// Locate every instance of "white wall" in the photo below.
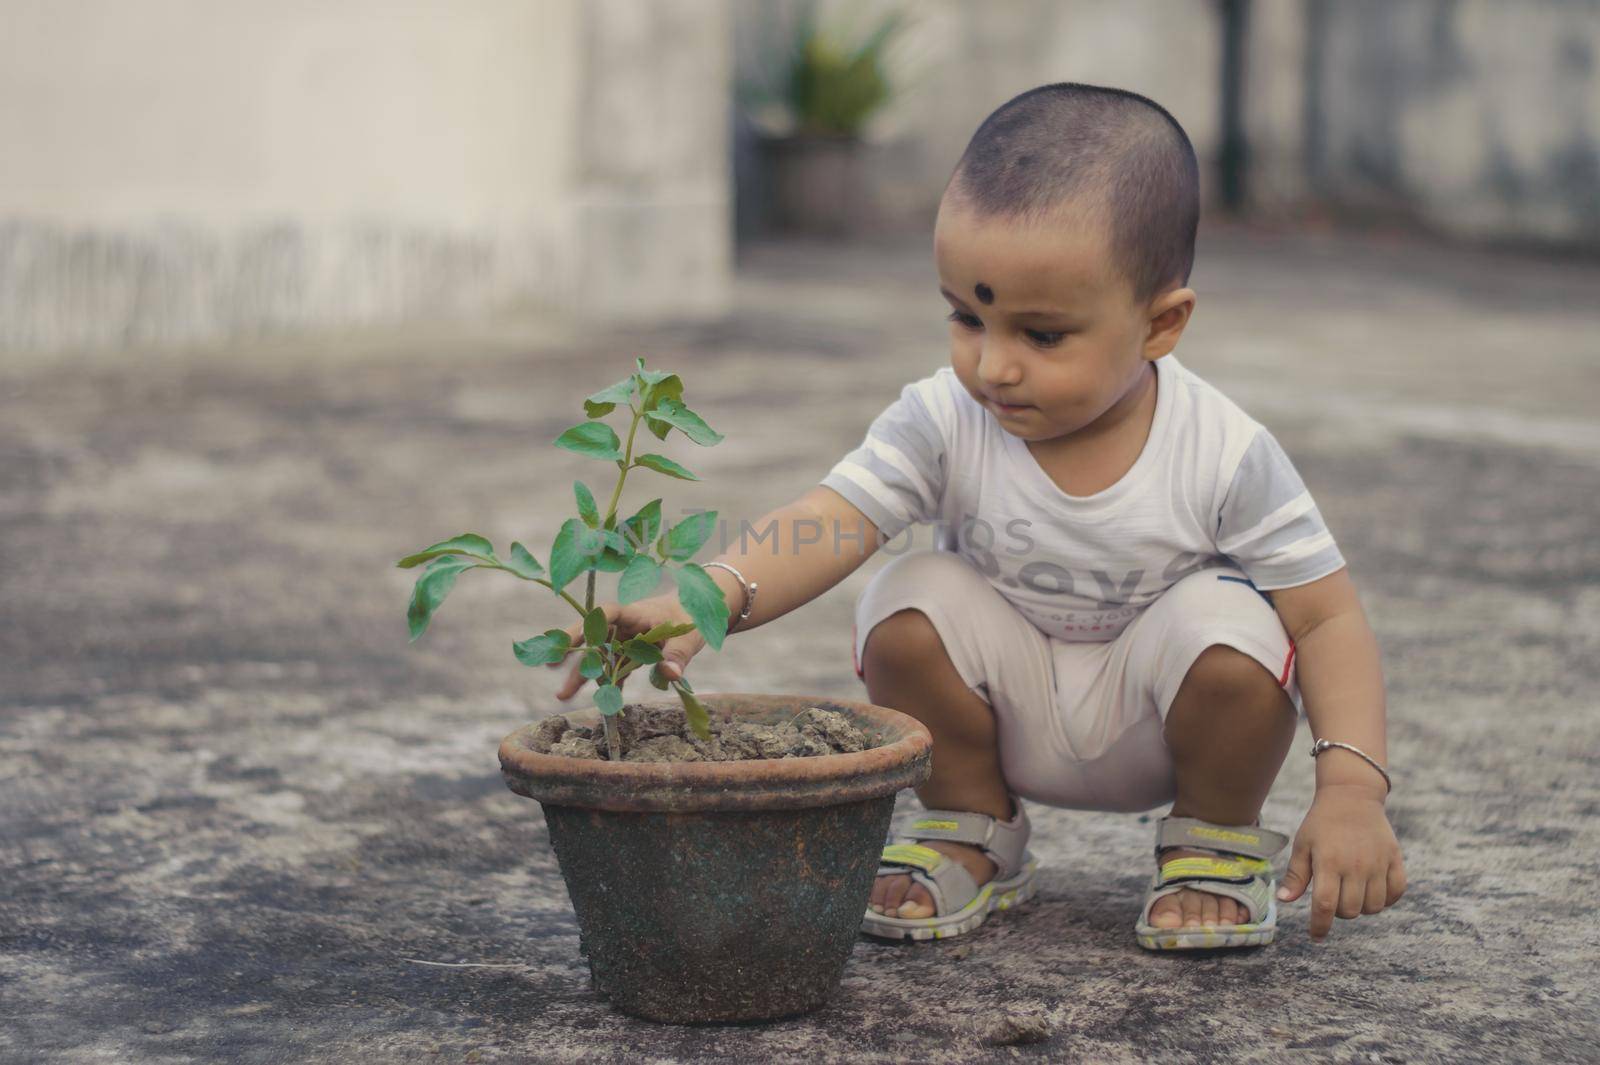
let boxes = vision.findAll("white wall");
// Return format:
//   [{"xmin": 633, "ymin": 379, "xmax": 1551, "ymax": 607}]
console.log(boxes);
[{"xmin": 1, "ymin": 0, "xmax": 731, "ymax": 355}]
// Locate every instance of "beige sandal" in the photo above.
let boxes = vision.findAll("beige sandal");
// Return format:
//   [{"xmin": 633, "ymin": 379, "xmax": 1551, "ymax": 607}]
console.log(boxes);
[
  {"xmin": 859, "ymin": 797, "xmax": 1039, "ymax": 941},
  {"xmin": 1135, "ymin": 816, "xmax": 1289, "ymax": 950}
]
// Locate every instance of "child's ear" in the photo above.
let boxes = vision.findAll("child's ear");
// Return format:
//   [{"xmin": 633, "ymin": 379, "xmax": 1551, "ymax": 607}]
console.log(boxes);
[{"xmin": 1142, "ymin": 287, "xmax": 1197, "ymax": 360}]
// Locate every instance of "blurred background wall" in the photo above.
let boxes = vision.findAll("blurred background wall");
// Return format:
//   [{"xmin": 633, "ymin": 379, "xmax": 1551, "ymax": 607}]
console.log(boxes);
[
  {"xmin": 3, "ymin": 0, "xmax": 1597, "ymax": 357},
  {"xmin": 0, "ymin": 0, "xmax": 730, "ymax": 355},
  {"xmin": 1299, "ymin": 0, "xmax": 1600, "ymax": 243},
  {"xmin": 734, "ymin": 0, "xmax": 1600, "ymax": 241}
]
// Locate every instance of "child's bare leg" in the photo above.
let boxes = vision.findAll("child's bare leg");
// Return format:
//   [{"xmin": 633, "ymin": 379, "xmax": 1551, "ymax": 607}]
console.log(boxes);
[
  {"xmin": 1151, "ymin": 644, "xmax": 1298, "ymax": 929},
  {"xmin": 861, "ymin": 607, "xmax": 1013, "ymax": 919}
]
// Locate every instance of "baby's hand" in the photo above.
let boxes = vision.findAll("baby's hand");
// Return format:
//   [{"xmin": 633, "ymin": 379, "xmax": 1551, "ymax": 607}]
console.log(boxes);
[
  {"xmin": 1276, "ymin": 785, "xmax": 1406, "ymax": 940},
  {"xmin": 547, "ymin": 593, "xmax": 704, "ymax": 700}
]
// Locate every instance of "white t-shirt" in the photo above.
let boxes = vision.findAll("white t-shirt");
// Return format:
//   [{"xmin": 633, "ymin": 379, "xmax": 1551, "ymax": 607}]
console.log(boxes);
[{"xmin": 819, "ymin": 355, "xmax": 1346, "ymax": 643}]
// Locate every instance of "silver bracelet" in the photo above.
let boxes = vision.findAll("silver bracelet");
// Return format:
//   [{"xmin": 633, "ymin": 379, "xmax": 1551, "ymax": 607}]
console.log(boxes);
[
  {"xmin": 702, "ymin": 561, "xmax": 757, "ymax": 630},
  {"xmin": 1310, "ymin": 739, "xmax": 1392, "ymax": 795}
]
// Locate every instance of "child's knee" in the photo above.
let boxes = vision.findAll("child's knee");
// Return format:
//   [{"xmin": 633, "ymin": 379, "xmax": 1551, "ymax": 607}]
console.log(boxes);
[
  {"xmin": 860, "ymin": 607, "xmax": 946, "ymax": 680},
  {"xmin": 1185, "ymin": 644, "xmax": 1285, "ymax": 703},
  {"xmin": 1169, "ymin": 644, "xmax": 1296, "ymax": 739}
]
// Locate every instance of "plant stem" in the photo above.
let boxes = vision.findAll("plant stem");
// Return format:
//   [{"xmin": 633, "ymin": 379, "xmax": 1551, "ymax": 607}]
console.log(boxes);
[
  {"xmin": 603, "ymin": 406, "xmax": 643, "ymax": 527},
  {"xmin": 595, "ymin": 404, "xmax": 642, "ymax": 765},
  {"xmin": 601, "ymin": 714, "xmax": 622, "ymax": 761},
  {"xmin": 529, "ymin": 577, "xmax": 586, "ymax": 617}
]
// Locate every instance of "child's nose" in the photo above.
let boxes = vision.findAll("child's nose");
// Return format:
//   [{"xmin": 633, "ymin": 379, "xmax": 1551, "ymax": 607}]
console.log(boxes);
[{"xmin": 977, "ymin": 338, "xmax": 1024, "ymax": 385}]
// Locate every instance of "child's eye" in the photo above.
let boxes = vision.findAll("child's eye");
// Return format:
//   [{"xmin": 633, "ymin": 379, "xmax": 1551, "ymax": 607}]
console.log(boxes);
[
  {"xmin": 1025, "ymin": 329, "xmax": 1066, "ymax": 348},
  {"xmin": 945, "ymin": 310, "xmax": 983, "ymax": 331}
]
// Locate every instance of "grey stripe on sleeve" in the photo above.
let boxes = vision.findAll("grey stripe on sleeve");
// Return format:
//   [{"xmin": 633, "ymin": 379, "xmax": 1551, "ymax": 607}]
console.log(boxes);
[
  {"xmin": 1216, "ymin": 429, "xmax": 1309, "ymax": 544},
  {"xmin": 1216, "ymin": 429, "xmax": 1346, "ymax": 589},
  {"xmin": 818, "ymin": 380, "xmax": 946, "ymax": 540}
]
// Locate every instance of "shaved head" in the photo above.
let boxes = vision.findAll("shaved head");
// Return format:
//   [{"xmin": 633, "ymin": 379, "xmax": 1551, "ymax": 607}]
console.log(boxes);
[{"xmin": 946, "ymin": 82, "xmax": 1200, "ymax": 303}]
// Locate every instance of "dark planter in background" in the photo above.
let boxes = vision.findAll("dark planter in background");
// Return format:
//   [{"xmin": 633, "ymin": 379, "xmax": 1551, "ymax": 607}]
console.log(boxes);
[
  {"xmin": 760, "ymin": 133, "xmax": 871, "ymax": 236},
  {"xmin": 498, "ymin": 692, "xmax": 933, "ymax": 1024}
]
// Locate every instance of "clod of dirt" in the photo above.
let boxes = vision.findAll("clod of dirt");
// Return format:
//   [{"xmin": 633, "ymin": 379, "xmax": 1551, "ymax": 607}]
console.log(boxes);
[
  {"xmin": 547, "ymin": 732, "xmax": 602, "ymax": 760},
  {"xmin": 980, "ymin": 1006, "xmax": 1052, "ymax": 1047},
  {"xmin": 527, "ymin": 704, "xmax": 873, "ymax": 763}
]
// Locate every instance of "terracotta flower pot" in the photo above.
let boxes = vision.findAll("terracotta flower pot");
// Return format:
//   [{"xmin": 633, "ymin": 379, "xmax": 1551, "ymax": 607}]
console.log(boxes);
[{"xmin": 498, "ymin": 692, "xmax": 932, "ymax": 1024}]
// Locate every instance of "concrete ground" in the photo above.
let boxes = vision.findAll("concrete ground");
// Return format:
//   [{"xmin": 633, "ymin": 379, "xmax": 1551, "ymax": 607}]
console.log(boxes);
[{"xmin": 3, "ymin": 223, "xmax": 1598, "ymax": 1064}]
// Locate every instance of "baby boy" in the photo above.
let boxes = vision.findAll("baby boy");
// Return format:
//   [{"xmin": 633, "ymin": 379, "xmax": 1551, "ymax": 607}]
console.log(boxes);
[{"xmin": 555, "ymin": 82, "xmax": 1404, "ymax": 949}]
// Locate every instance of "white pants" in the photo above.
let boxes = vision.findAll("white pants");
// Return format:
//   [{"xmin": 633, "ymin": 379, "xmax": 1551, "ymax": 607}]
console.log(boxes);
[{"xmin": 851, "ymin": 550, "xmax": 1299, "ymax": 813}]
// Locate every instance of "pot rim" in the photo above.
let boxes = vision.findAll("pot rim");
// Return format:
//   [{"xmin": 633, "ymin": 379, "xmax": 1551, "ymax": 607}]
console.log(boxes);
[{"xmin": 498, "ymin": 692, "xmax": 932, "ymax": 813}]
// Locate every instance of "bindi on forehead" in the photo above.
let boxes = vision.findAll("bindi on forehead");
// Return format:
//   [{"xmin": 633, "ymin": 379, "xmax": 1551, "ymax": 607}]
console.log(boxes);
[{"xmin": 974, "ymin": 282, "xmax": 995, "ymax": 304}]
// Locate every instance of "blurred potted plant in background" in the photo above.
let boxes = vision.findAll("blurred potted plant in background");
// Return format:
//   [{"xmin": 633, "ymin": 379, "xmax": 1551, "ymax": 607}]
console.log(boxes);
[{"xmin": 742, "ymin": 4, "xmax": 907, "ymax": 236}]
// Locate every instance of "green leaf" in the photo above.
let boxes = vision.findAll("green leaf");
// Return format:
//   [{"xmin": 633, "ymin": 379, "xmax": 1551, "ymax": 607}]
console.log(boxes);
[
  {"xmin": 584, "ymin": 376, "xmax": 635, "ymax": 419},
  {"xmin": 407, "ymin": 557, "xmax": 478, "ymax": 641},
  {"xmin": 676, "ymin": 682, "xmax": 712, "ymax": 741},
  {"xmin": 638, "ymin": 370, "xmax": 680, "ymax": 399},
  {"xmin": 574, "ymin": 481, "xmax": 599, "ymax": 527},
  {"xmin": 617, "ymin": 554, "xmax": 661, "ymax": 604},
  {"xmin": 649, "ymin": 664, "xmax": 672, "ymax": 690},
  {"xmin": 621, "ymin": 498, "xmax": 663, "ymax": 554},
  {"xmin": 673, "ymin": 562, "xmax": 730, "ymax": 652},
  {"xmin": 634, "ymin": 453, "xmax": 698, "ymax": 481},
  {"xmin": 592, "ymin": 547, "xmax": 630, "ymax": 573},
  {"xmin": 620, "ymin": 638, "xmax": 664, "ymax": 665},
  {"xmin": 583, "ymin": 607, "xmax": 610, "ymax": 648},
  {"xmin": 579, "ymin": 649, "xmax": 605, "ymax": 680},
  {"xmin": 554, "ymin": 422, "xmax": 623, "ymax": 461},
  {"xmin": 639, "ymin": 620, "xmax": 696, "ymax": 643},
  {"xmin": 644, "ymin": 398, "xmax": 724, "ymax": 447},
  {"xmin": 663, "ymin": 510, "xmax": 718, "ymax": 561},
  {"xmin": 397, "ymin": 533, "xmax": 498, "ymax": 569},
  {"xmin": 637, "ymin": 373, "xmax": 684, "ymax": 441},
  {"xmin": 634, "ymin": 356, "xmax": 674, "ymax": 386},
  {"xmin": 512, "ymin": 628, "xmax": 571, "ymax": 666},
  {"xmin": 503, "ymin": 541, "xmax": 545, "ymax": 580},
  {"xmin": 594, "ymin": 683, "xmax": 624, "ymax": 717},
  {"xmin": 548, "ymin": 517, "xmax": 600, "ymax": 591}
]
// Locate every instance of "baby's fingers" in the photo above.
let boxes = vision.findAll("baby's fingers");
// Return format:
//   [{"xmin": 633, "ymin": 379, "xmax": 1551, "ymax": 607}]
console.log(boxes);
[
  {"xmin": 1308, "ymin": 876, "xmax": 1339, "ymax": 940},
  {"xmin": 554, "ymin": 659, "xmax": 587, "ymax": 701},
  {"xmin": 1277, "ymin": 838, "xmax": 1312, "ymax": 903},
  {"xmin": 1362, "ymin": 873, "xmax": 1388, "ymax": 915},
  {"xmin": 1337, "ymin": 875, "xmax": 1366, "ymax": 921},
  {"xmin": 1386, "ymin": 857, "xmax": 1408, "ymax": 906},
  {"xmin": 544, "ymin": 601, "xmax": 623, "ymax": 672}
]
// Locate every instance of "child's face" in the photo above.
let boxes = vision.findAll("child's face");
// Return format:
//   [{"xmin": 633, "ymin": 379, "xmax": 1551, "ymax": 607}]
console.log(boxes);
[{"xmin": 934, "ymin": 196, "xmax": 1192, "ymax": 444}]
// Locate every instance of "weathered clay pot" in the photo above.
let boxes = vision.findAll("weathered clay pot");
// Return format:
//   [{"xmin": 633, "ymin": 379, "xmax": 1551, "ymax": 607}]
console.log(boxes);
[
  {"xmin": 760, "ymin": 133, "xmax": 869, "ymax": 236},
  {"xmin": 498, "ymin": 692, "xmax": 932, "ymax": 1024}
]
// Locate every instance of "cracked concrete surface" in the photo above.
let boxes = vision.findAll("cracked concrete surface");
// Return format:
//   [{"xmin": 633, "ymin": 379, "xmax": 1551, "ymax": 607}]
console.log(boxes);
[{"xmin": 3, "ymin": 224, "xmax": 1598, "ymax": 1063}]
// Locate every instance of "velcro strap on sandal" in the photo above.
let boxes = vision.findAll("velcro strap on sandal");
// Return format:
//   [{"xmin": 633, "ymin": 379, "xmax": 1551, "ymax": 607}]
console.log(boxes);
[
  {"xmin": 898, "ymin": 798, "xmax": 1031, "ymax": 879},
  {"xmin": 1158, "ymin": 855, "xmax": 1271, "ymax": 885},
  {"xmin": 879, "ymin": 843, "xmax": 944, "ymax": 873},
  {"xmin": 1156, "ymin": 817, "xmax": 1288, "ymax": 860},
  {"xmin": 877, "ymin": 843, "xmax": 980, "ymax": 917}
]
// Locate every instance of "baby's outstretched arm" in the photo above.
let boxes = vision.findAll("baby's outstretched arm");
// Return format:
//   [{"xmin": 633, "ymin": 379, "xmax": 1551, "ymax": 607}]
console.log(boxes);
[
  {"xmin": 551, "ymin": 486, "xmax": 881, "ymax": 698},
  {"xmin": 1268, "ymin": 568, "xmax": 1407, "ymax": 940}
]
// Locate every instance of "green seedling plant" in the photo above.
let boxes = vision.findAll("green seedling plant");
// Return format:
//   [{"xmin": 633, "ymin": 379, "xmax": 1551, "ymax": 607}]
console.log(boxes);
[{"xmin": 397, "ymin": 357, "xmax": 729, "ymax": 762}]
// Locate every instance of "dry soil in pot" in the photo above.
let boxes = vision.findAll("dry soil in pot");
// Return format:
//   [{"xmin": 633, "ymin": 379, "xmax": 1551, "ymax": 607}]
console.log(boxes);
[{"xmin": 527, "ymin": 704, "xmax": 872, "ymax": 763}]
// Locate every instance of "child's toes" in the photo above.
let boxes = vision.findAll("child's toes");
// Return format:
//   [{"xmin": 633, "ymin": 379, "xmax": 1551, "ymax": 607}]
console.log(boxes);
[
  {"xmin": 896, "ymin": 886, "xmax": 934, "ymax": 919},
  {"xmin": 1199, "ymin": 892, "xmax": 1220, "ymax": 927},
  {"xmin": 881, "ymin": 876, "xmax": 912, "ymax": 916},
  {"xmin": 1150, "ymin": 895, "xmax": 1183, "ymax": 929},
  {"xmin": 869, "ymin": 873, "xmax": 899, "ymax": 914}
]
